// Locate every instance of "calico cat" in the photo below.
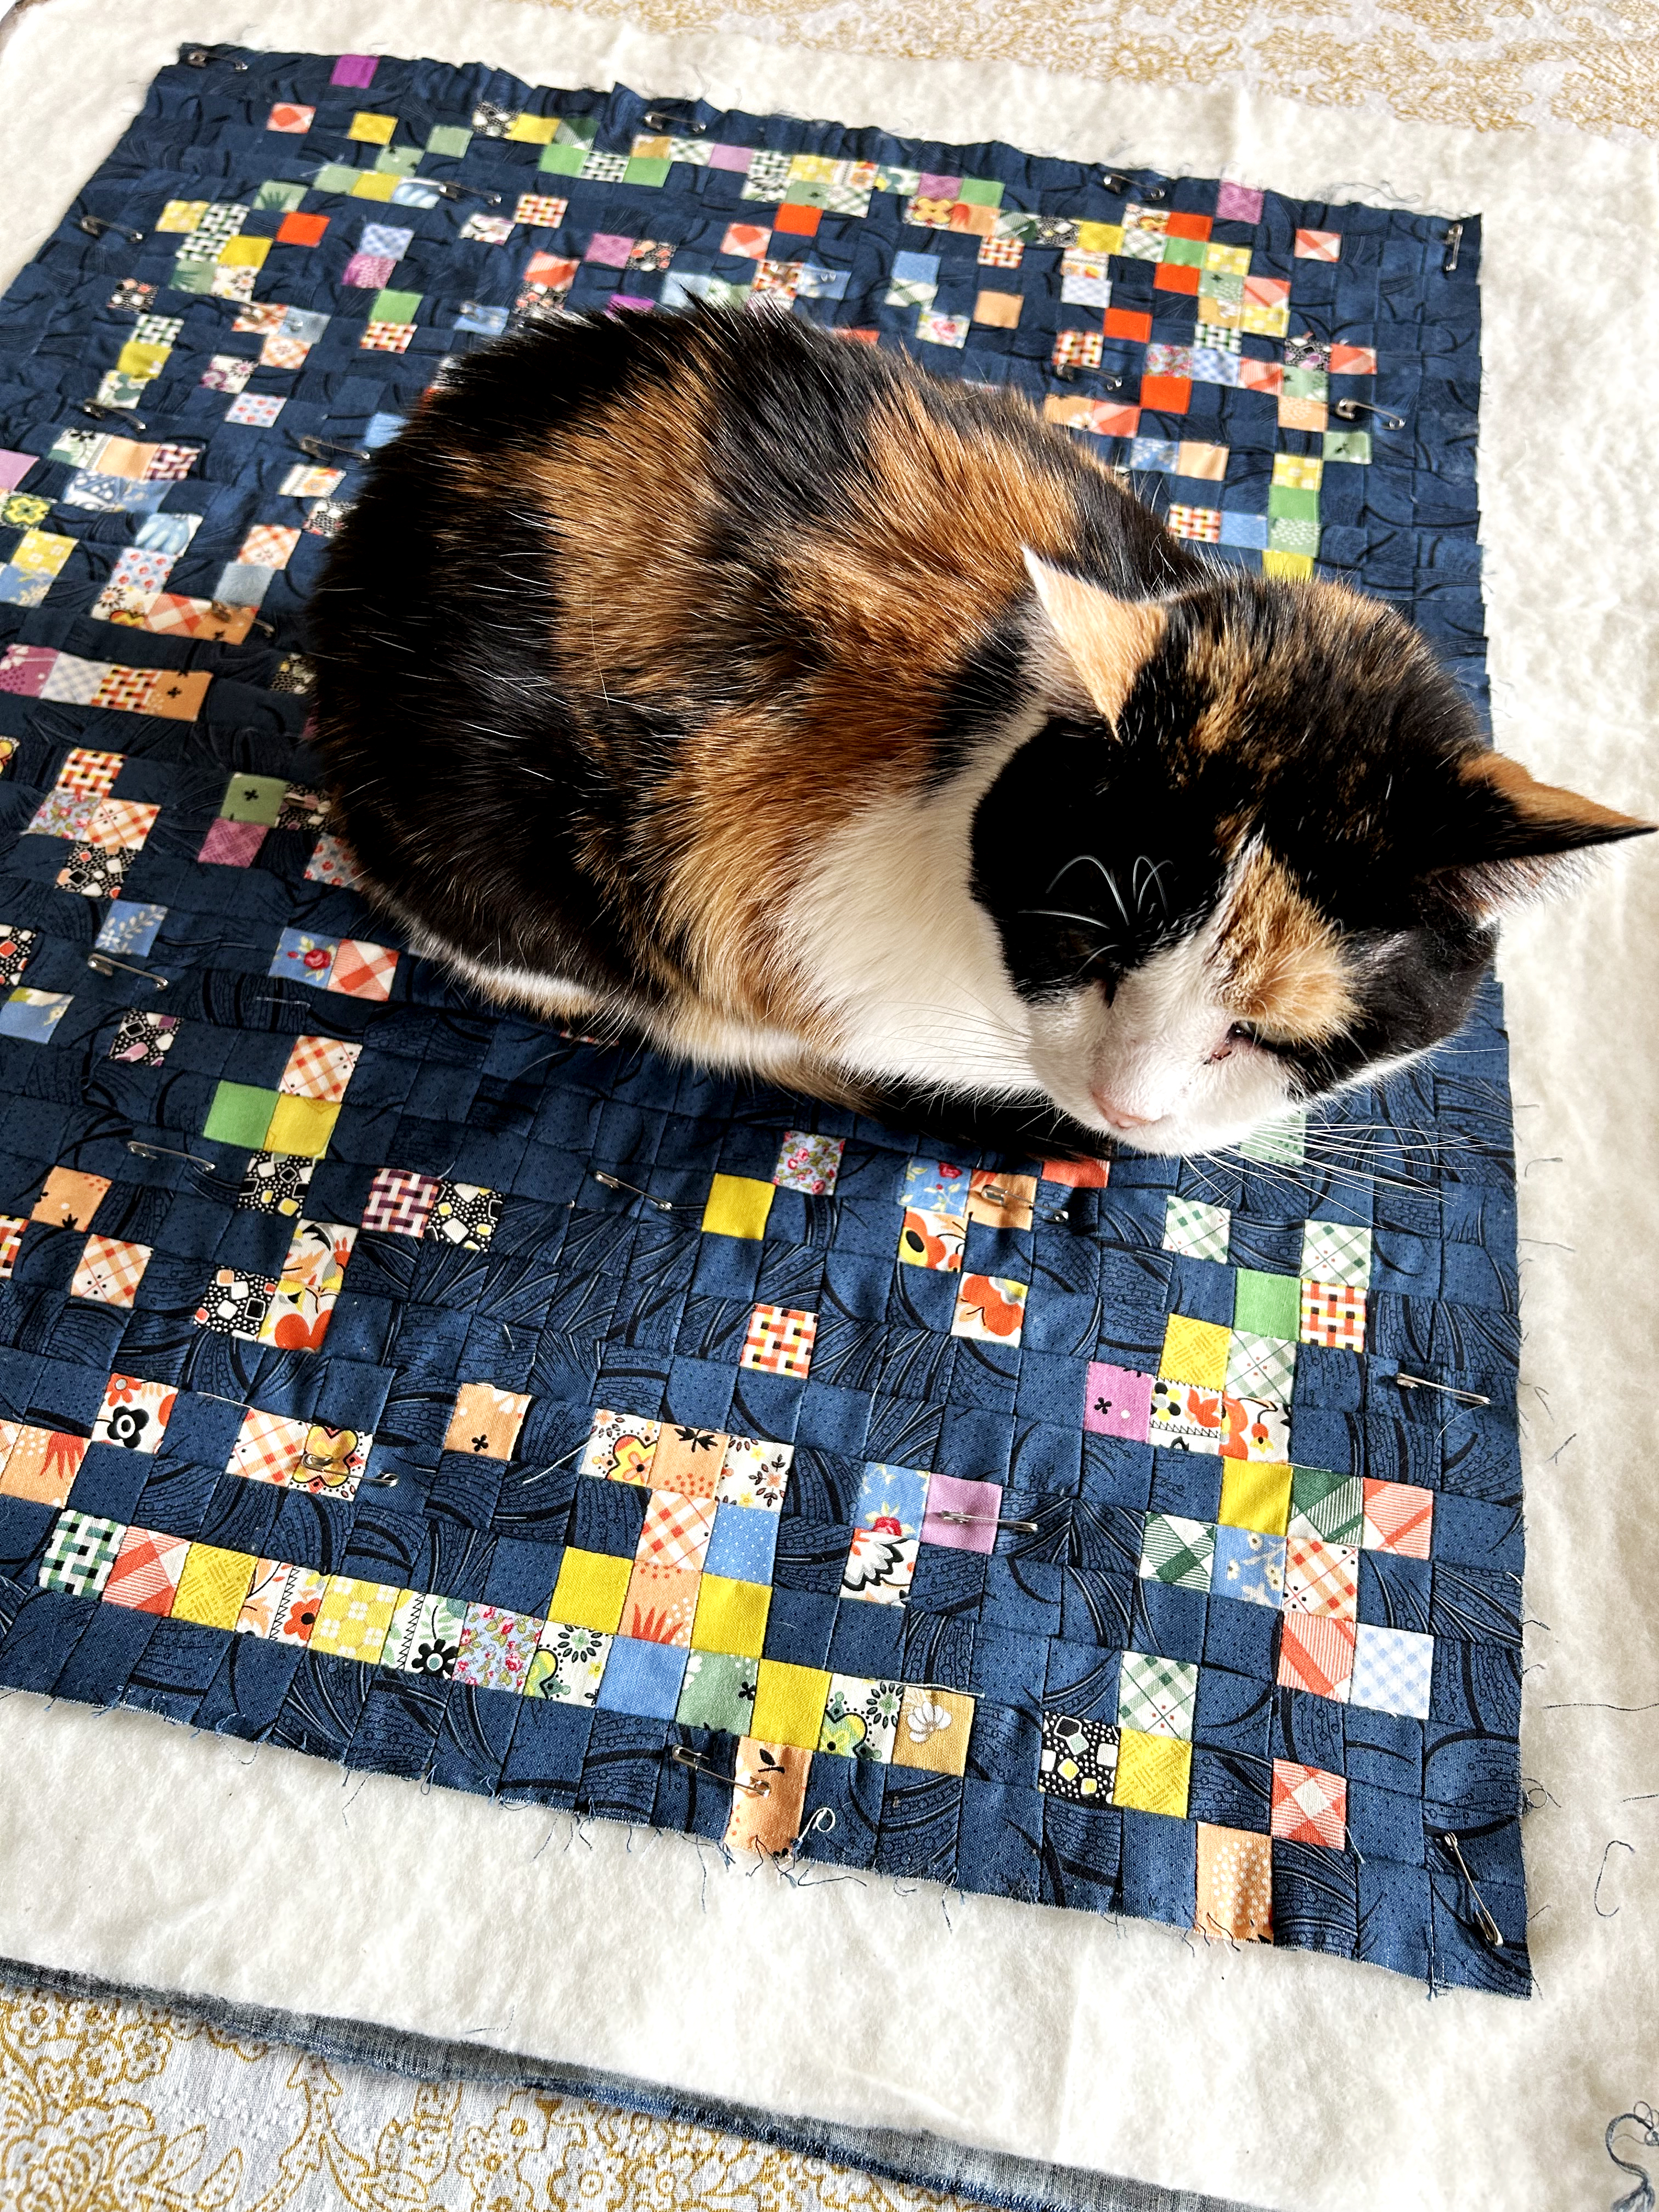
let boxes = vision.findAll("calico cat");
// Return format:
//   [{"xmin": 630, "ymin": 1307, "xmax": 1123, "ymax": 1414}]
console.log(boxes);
[{"xmin": 309, "ymin": 306, "xmax": 1649, "ymax": 1157}]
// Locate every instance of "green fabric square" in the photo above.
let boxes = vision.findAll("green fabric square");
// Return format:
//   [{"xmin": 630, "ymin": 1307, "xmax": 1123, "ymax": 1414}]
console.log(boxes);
[
  {"xmin": 168, "ymin": 258, "xmax": 214, "ymax": 294},
  {"xmin": 220, "ymin": 772, "xmax": 289, "ymax": 825},
  {"xmin": 1239, "ymin": 1114, "xmax": 1305, "ymax": 1165},
  {"xmin": 703, "ymin": 278, "xmax": 752, "ymax": 308},
  {"xmin": 374, "ymin": 146, "xmax": 422, "ymax": 176},
  {"xmin": 1163, "ymin": 1195, "xmax": 1230, "ymax": 1263},
  {"xmin": 1289, "ymin": 1467, "xmax": 1365, "ymax": 1545},
  {"xmin": 538, "ymin": 140, "xmax": 587, "ymax": 176},
  {"xmin": 1139, "ymin": 1513, "xmax": 1215, "ymax": 1593},
  {"xmin": 1323, "ymin": 428, "xmax": 1372, "ymax": 464},
  {"xmin": 1268, "ymin": 484, "xmax": 1321, "ymax": 522},
  {"xmin": 1233, "ymin": 1268, "xmax": 1300, "ymax": 1340},
  {"xmin": 1118, "ymin": 1651, "xmax": 1199, "ymax": 1740},
  {"xmin": 957, "ymin": 176, "xmax": 1003, "ymax": 206},
  {"xmin": 1225, "ymin": 1327, "xmax": 1297, "ymax": 1410},
  {"xmin": 1269, "ymin": 516, "xmax": 1321, "ymax": 556},
  {"xmin": 624, "ymin": 156, "xmax": 671, "ymax": 188},
  {"xmin": 675, "ymin": 1649, "xmax": 760, "ymax": 1733},
  {"xmin": 427, "ymin": 125, "xmax": 472, "ymax": 157},
  {"xmin": 555, "ymin": 114, "xmax": 599, "ymax": 145},
  {"xmin": 371, "ymin": 289, "xmax": 423, "ymax": 323},
  {"xmin": 1200, "ymin": 269, "xmax": 1244, "ymax": 302},
  {"xmin": 253, "ymin": 179, "xmax": 308, "ymax": 212},
  {"xmin": 311, "ymin": 163, "xmax": 362, "ymax": 194},
  {"xmin": 783, "ymin": 178, "xmax": 833, "ymax": 207},
  {"xmin": 1283, "ymin": 367, "xmax": 1330, "ymax": 399},
  {"xmin": 204, "ymin": 1082, "xmax": 279, "ymax": 1149},
  {"xmin": 1161, "ymin": 236, "xmax": 1206, "ymax": 266}
]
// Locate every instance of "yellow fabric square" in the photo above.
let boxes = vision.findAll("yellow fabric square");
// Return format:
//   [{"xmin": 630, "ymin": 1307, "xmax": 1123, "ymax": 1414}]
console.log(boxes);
[
  {"xmin": 549, "ymin": 1549, "xmax": 631, "ymax": 1634},
  {"xmin": 701, "ymin": 1173, "xmax": 775, "ymax": 1240},
  {"xmin": 1204, "ymin": 241, "xmax": 1251, "ymax": 275},
  {"xmin": 506, "ymin": 112, "xmax": 559, "ymax": 142},
  {"xmin": 115, "ymin": 342, "xmax": 171, "ymax": 381},
  {"xmin": 351, "ymin": 173, "xmax": 398, "ymax": 201},
  {"xmin": 311, "ymin": 1576, "xmax": 398, "ymax": 1663},
  {"xmin": 750, "ymin": 1659, "xmax": 831, "ymax": 1749},
  {"xmin": 1113, "ymin": 1729, "xmax": 1192, "ymax": 1817},
  {"xmin": 691, "ymin": 1574, "xmax": 771, "ymax": 1660},
  {"xmin": 349, "ymin": 110, "xmax": 398, "ymax": 142},
  {"xmin": 172, "ymin": 1542, "xmax": 256, "ymax": 1630},
  {"xmin": 1218, "ymin": 1461, "xmax": 1293, "ymax": 1536},
  {"xmin": 1273, "ymin": 453, "xmax": 1324, "ymax": 490},
  {"xmin": 157, "ymin": 200, "xmax": 208, "ymax": 232},
  {"xmin": 1074, "ymin": 220, "xmax": 1123, "ymax": 255},
  {"xmin": 1263, "ymin": 550, "xmax": 1315, "ymax": 580},
  {"xmin": 262, "ymin": 1094, "xmax": 341, "ymax": 1159},
  {"xmin": 1159, "ymin": 1314, "xmax": 1229, "ymax": 1390},
  {"xmin": 217, "ymin": 235, "xmax": 270, "ymax": 268},
  {"xmin": 890, "ymin": 1685, "xmax": 974, "ymax": 1775}
]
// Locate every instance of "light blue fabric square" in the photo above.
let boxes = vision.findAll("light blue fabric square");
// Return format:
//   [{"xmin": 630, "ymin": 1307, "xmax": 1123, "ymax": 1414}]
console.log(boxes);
[
  {"xmin": 703, "ymin": 1503, "xmax": 779, "ymax": 1584},
  {"xmin": 97, "ymin": 901, "xmax": 167, "ymax": 957},
  {"xmin": 1211, "ymin": 1523, "xmax": 1286, "ymax": 1610},
  {"xmin": 596, "ymin": 1634, "xmax": 687, "ymax": 1719}
]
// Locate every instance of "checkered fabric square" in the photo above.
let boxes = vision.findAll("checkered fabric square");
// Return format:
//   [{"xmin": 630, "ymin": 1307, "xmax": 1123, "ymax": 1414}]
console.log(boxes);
[
  {"xmin": 329, "ymin": 939, "xmax": 398, "ymax": 999},
  {"xmin": 1225, "ymin": 1329, "xmax": 1296, "ymax": 1410},
  {"xmin": 40, "ymin": 1510, "xmax": 126, "ymax": 1596},
  {"xmin": 57, "ymin": 747, "xmax": 122, "ymax": 797},
  {"xmin": 1284, "ymin": 1534, "xmax": 1360, "ymax": 1621},
  {"xmin": 238, "ymin": 524, "xmax": 302, "ymax": 569},
  {"xmin": 1118, "ymin": 1652, "xmax": 1199, "ymax": 1740},
  {"xmin": 636, "ymin": 1488, "xmax": 719, "ymax": 1573},
  {"xmin": 0, "ymin": 1216, "xmax": 24, "ymax": 1277},
  {"xmin": 741, "ymin": 1303, "xmax": 817, "ymax": 1377},
  {"xmin": 279, "ymin": 1034, "xmax": 362, "ymax": 1102},
  {"xmin": 69, "ymin": 1234, "xmax": 151, "ymax": 1308},
  {"xmin": 1300, "ymin": 1279, "xmax": 1367, "ymax": 1350},
  {"xmin": 1350, "ymin": 1624, "xmax": 1435, "ymax": 1718},
  {"xmin": 104, "ymin": 1525, "xmax": 189, "ymax": 1614},
  {"xmin": 1271, "ymin": 1759, "xmax": 1347, "ymax": 1848},
  {"xmin": 228, "ymin": 1408, "xmax": 308, "ymax": 1486},
  {"xmin": 1163, "ymin": 1195, "xmax": 1230, "ymax": 1261},
  {"xmin": 1302, "ymin": 1220, "xmax": 1372, "ymax": 1286},
  {"xmin": 1139, "ymin": 1513, "xmax": 1215, "ymax": 1592}
]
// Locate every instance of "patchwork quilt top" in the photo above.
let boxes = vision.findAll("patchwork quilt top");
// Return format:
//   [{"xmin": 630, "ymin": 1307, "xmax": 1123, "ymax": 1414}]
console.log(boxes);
[{"xmin": 0, "ymin": 46, "xmax": 1525, "ymax": 1996}]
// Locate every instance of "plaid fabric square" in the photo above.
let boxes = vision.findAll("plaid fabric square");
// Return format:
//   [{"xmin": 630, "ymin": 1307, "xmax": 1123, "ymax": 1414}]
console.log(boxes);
[
  {"xmin": 107, "ymin": 1009, "xmax": 178, "ymax": 1065},
  {"xmin": 741, "ymin": 1304, "xmax": 817, "ymax": 1378},
  {"xmin": 239, "ymin": 524, "xmax": 301, "ymax": 569},
  {"xmin": 40, "ymin": 1510, "xmax": 127, "ymax": 1595},
  {"xmin": 1225, "ymin": 1329, "xmax": 1296, "ymax": 1410},
  {"xmin": 70, "ymin": 1238, "xmax": 151, "ymax": 1300},
  {"xmin": 978, "ymin": 233, "xmax": 1024, "ymax": 267},
  {"xmin": 1039, "ymin": 1713, "xmax": 1119, "ymax": 1803},
  {"xmin": 514, "ymin": 193, "xmax": 568, "ymax": 227},
  {"xmin": 636, "ymin": 1487, "xmax": 718, "ymax": 1573},
  {"xmin": 1300, "ymin": 1220, "xmax": 1372, "ymax": 1287},
  {"xmin": 362, "ymin": 1168, "xmax": 438, "ymax": 1236},
  {"xmin": 1277, "ymin": 1612, "xmax": 1356, "ymax": 1701},
  {"xmin": 1350, "ymin": 1624, "xmax": 1435, "ymax": 1718},
  {"xmin": 328, "ymin": 938, "xmax": 398, "ymax": 999},
  {"xmin": 142, "ymin": 444, "xmax": 199, "ymax": 483},
  {"xmin": 1118, "ymin": 1652, "xmax": 1198, "ymax": 1740},
  {"xmin": 1300, "ymin": 1279, "xmax": 1366, "ymax": 1350},
  {"xmin": 42, "ymin": 654, "xmax": 111, "ymax": 706},
  {"xmin": 105, "ymin": 1525, "xmax": 189, "ymax": 1614},
  {"xmin": 228, "ymin": 1408, "xmax": 308, "ymax": 1486},
  {"xmin": 1294, "ymin": 227, "xmax": 1342, "ymax": 259},
  {"xmin": 360, "ymin": 322, "xmax": 415, "ymax": 353},
  {"xmin": 279, "ymin": 1034, "xmax": 362, "ymax": 1102},
  {"xmin": 424, "ymin": 1180, "xmax": 500, "ymax": 1249},
  {"xmin": 773, "ymin": 1130, "xmax": 844, "ymax": 1194},
  {"xmin": 1271, "ymin": 1759, "xmax": 1347, "ymax": 1848},
  {"xmin": 1284, "ymin": 1534, "xmax": 1360, "ymax": 1620},
  {"xmin": 1163, "ymin": 1195, "xmax": 1229, "ymax": 1261},
  {"xmin": 84, "ymin": 799, "xmax": 159, "ymax": 853},
  {"xmin": 1289, "ymin": 1469, "xmax": 1365, "ymax": 1546},
  {"xmin": 1139, "ymin": 1513, "xmax": 1215, "ymax": 1591},
  {"xmin": 1363, "ymin": 1478, "xmax": 1435, "ymax": 1558},
  {"xmin": 1053, "ymin": 329, "xmax": 1102, "ymax": 371}
]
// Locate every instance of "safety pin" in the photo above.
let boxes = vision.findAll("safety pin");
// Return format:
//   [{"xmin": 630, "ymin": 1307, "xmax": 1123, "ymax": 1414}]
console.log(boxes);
[
  {"xmin": 78, "ymin": 216, "xmax": 145, "ymax": 244},
  {"xmin": 592, "ymin": 1170, "xmax": 674, "ymax": 1212},
  {"xmin": 182, "ymin": 44, "xmax": 249, "ymax": 69},
  {"xmin": 88, "ymin": 953, "xmax": 166, "ymax": 989},
  {"xmin": 1441, "ymin": 221, "xmax": 1464, "ymax": 274},
  {"xmin": 127, "ymin": 1140, "xmax": 220, "ymax": 1173},
  {"xmin": 296, "ymin": 434, "xmax": 373, "ymax": 464},
  {"xmin": 1439, "ymin": 1832, "xmax": 1504, "ymax": 1946},
  {"xmin": 668, "ymin": 1745, "xmax": 769, "ymax": 1795},
  {"xmin": 77, "ymin": 400, "xmax": 145, "ymax": 429},
  {"xmin": 934, "ymin": 1509, "xmax": 1040, "ymax": 1534},
  {"xmin": 429, "ymin": 179, "xmax": 504, "ymax": 206},
  {"xmin": 1098, "ymin": 169, "xmax": 1166, "ymax": 200},
  {"xmin": 1053, "ymin": 368, "xmax": 1125, "ymax": 390},
  {"xmin": 642, "ymin": 106, "xmax": 708, "ymax": 133},
  {"xmin": 1333, "ymin": 398, "xmax": 1406, "ymax": 432},
  {"xmin": 1393, "ymin": 1372, "xmax": 1489, "ymax": 1408}
]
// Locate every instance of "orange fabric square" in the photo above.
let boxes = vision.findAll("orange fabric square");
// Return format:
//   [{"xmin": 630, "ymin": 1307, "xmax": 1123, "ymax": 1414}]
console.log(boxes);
[
  {"xmin": 1277, "ymin": 1613, "xmax": 1356, "ymax": 1701},
  {"xmin": 973, "ymin": 289, "xmax": 1023, "ymax": 329},
  {"xmin": 621, "ymin": 1560, "xmax": 701, "ymax": 1645},
  {"xmin": 329, "ymin": 939, "xmax": 398, "ymax": 1000},
  {"xmin": 947, "ymin": 201, "xmax": 995, "ymax": 238},
  {"xmin": 32, "ymin": 1167, "xmax": 110, "ymax": 1231},
  {"xmin": 277, "ymin": 212, "xmax": 330, "ymax": 246},
  {"xmin": 635, "ymin": 1488, "xmax": 718, "ymax": 1573},
  {"xmin": 0, "ymin": 1426, "xmax": 87, "ymax": 1507},
  {"xmin": 144, "ymin": 670, "xmax": 212, "ymax": 721},
  {"xmin": 1103, "ymin": 306, "xmax": 1151, "ymax": 342},
  {"xmin": 1165, "ymin": 211, "xmax": 1212, "ymax": 240},
  {"xmin": 1138, "ymin": 375, "xmax": 1190, "ymax": 414},
  {"xmin": 772, "ymin": 202, "xmax": 820, "ymax": 236},
  {"xmin": 1153, "ymin": 262, "xmax": 1200, "ymax": 294},
  {"xmin": 1363, "ymin": 1477, "xmax": 1434, "ymax": 1558},
  {"xmin": 1196, "ymin": 1825, "xmax": 1272, "ymax": 1942},
  {"xmin": 650, "ymin": 1425, "xmax": 729, "ymax": 1498}
]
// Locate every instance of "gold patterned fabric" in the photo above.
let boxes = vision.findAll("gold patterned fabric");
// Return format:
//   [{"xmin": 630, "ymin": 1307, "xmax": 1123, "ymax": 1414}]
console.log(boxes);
[{"xmin": 0, "ymin": 1982, "xmax": 980, "ymax": 2211}]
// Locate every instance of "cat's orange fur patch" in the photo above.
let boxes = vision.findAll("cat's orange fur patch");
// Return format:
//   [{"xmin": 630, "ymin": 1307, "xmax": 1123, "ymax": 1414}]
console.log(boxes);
[{"xmin": 1220, "ymin": 851, "xmax": 1356, "ymax": 1043}]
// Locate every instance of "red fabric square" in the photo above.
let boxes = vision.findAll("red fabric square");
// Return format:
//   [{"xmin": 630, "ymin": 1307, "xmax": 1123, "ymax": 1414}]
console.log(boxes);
[
  {"xmin": 1165, "ymin": 211, "xmax": 1212, "ymax": 240},
  {"xmin": 105, "ymin": 1526, "xmax": 188, "ymax": 1615},
  {"xmin": 1103, "ymin": 306, "xmax": 1152, "ymax": 342},
  {"xmin": 1363, "ymin": 1478, "xmax": 1434, "ymax": 1558},
  {"xmin": 278, "ymin": 212, "xmax": 330, "ymax": 246},
  {"xmin": 773, "ymin": 202, "xmax": 821, "ymax": 236},
  {"xmin": 1277, "ymin": 1613, "xmax": 1356, "ymax": 1701},
  {"xmin": 1271, "ymin": 1759, "xmax": 1347, "ymax": 1849},
  {"xmin": 329, "ymin": 939, "xmax": 398, "ymax": 1001},
  {"xmin": 1153, "ymin": 262, "xmax": 1200, "ymax": 294},
  {"xmin": 1138, "ymin": 375, "xmax": 1191, "ymax": 415}
]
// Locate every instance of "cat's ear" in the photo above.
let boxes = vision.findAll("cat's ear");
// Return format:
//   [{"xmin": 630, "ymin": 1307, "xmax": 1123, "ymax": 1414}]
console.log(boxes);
[
  {"xmin": 1428, "ymin": 750, "xmax": 1654, "ymax": 921},
  {"xmin": 1023, "ymin": 550, "xmax": 1165, "ymax": 725}
]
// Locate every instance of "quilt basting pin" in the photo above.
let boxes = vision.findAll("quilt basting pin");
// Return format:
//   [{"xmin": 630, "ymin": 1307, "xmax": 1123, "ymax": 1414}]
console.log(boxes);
[
  {"xmin": 669, "ymin": 1745, "xmax": 769, "ymax": 1795},
  {"xmin": 1438, "ymin": 1833, "xmax": 1504, "ymax": 1946},
  {"xmin": 432, "ymin": 179, "xmax": 504, "ymax": 206},
  {"xmin": 1441, "ymin": 220, "xmax": 1464, "ymax": 273},
  {"xmin": 1099, "ymin": 170, "xmax": 1164, "ymax": 200},
  {"xmin": 78, "ymin": 216, "xmax": 145, "ymax": 244},
  {"xmin": 182, "ymin": 45, "xmax": 249, "ymax": 69},
  {"xmin": 1393, "ymin": 1372, "xmax": 1489, "ymax": 1408},
  {"xmin": 77, "ymin": 400, "xmax": 144, "ymax": 430},
  {"xmin": 1333, "ymin": 398, "xmax": 1407, "ymax": 432},
  {"xmin": 642, "ymin": 106, "xmax": 708, "ymax": 133},
  {"xmin": 88, "ymin": 953, "xmax": 166, "ymax": 989},
  {"xmin": 297, "ymin": 434, "xmax": 373, "ymax": 463},
  {"xmin": 127, "ymin": 1140, "xmax": 219, "ymax": 1173},
  {"xmin": 934, "ymin": 1510, "xmax": 1041, "ymax": 1534},
  {"xmin": 592, "ymin": 1170, "xmax": 673, "ymax": 1212}
]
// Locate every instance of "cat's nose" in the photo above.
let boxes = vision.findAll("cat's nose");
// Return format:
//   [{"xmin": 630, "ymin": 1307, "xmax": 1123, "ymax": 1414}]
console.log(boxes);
[{"xmin": 1092, "ymin": 1091, "xmax": 1157, "ymax": 1130}]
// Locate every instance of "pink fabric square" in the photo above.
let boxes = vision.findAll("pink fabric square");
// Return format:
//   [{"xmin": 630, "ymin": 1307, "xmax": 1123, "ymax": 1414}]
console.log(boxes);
[
  {"xmin": 0, "ymin": 451, "xmax": 34, "ymax": 493},
  {"xmin": 330, "ymin": 53, "xmax": 379, "ymax": 87},
  {"xmin": 921, "ymin": 1471, "xmax": 1004, "ymax": 1555},
  {"xmin": 609, "ymin": 294, "xmax": 654, "ymax": 315},
  {"xmin": 706, "ymin": 143, "xmax": 753, "ymax": 172},
  {"xmin": 1085, "ymin": 1361, "xmax": 1153, "ymax": 1443},
  {"xmin": 917, "ymin": 172, "xmax": 962, "ymax": 200},
  {"xmin": 0, "ymin": 646, "xmax": 57, "ymax": 697},
  {"xmin": 343, "ymin": 253, "xmax": 397, "ymax": 290},
  {"xmin": 584, "ymin": 233, "xmax": 634, "ymax": 268},
  {"xmin": 1216, "ymin": 180, "xmax": 1263, "ymax": 223},
  {"xmin": 198, "ymin": 817, "xmax": 267, "ymax": 866}
]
